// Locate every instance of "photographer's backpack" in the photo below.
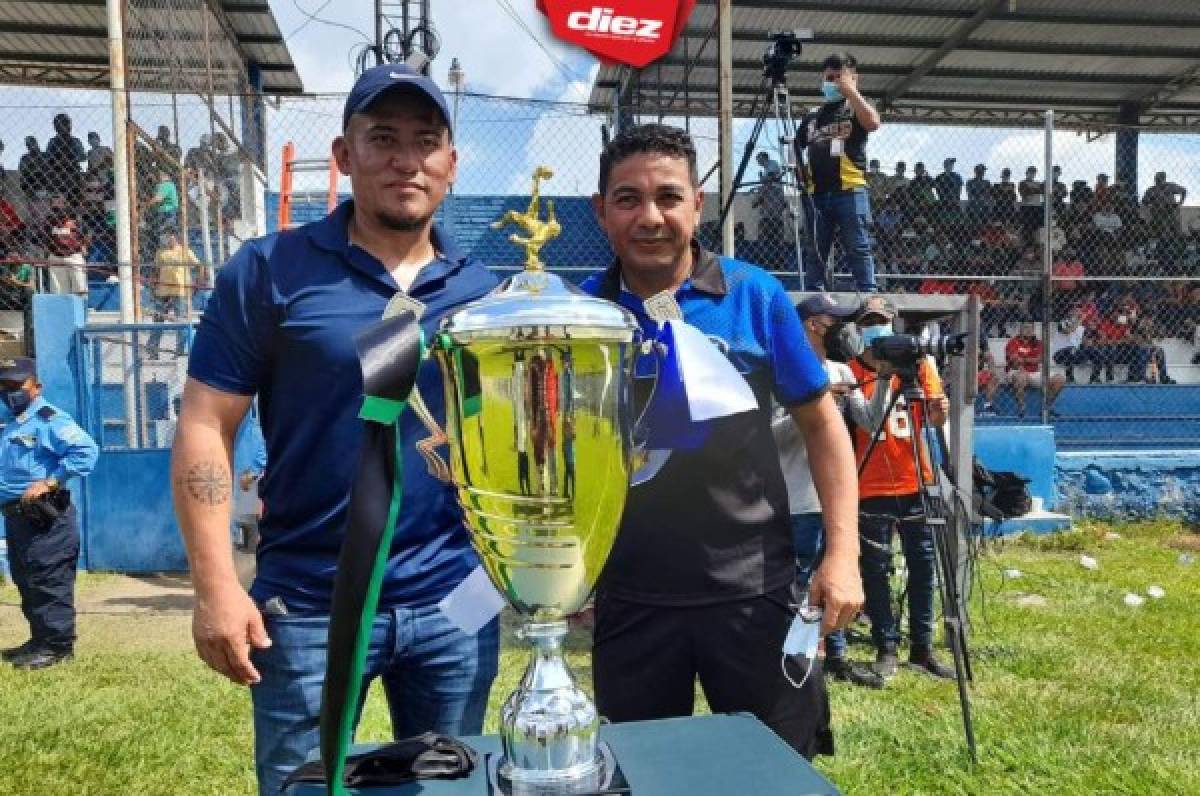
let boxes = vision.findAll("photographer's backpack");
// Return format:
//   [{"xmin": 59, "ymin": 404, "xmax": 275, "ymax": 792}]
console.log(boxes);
[{"xmin": 973, "ymin": 459, "xmax": 1033, "ymax": 519}]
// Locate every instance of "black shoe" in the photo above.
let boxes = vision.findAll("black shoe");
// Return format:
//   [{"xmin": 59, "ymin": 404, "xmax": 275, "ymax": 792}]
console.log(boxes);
[
  {"xmin": 907, "ymin": 648, "xmax": 955, "ymax": 680},
  {"xmin": 1065, "ymin": 371, "xmax": 1075, "ymax": 384},
  {"xmin": 10, "ymin": 648, "xmax": 73, "ymax": 671},
  {"xmin": 1, "ymin": 640, "xmax": 37, "ymax": 662},
  {"xmin": 826, "ymin": 655, "xmax": 886, "ymax": 689},
  {"xmin": 872, "ymin": 643, "xmax": 899, "ymax": 678}
]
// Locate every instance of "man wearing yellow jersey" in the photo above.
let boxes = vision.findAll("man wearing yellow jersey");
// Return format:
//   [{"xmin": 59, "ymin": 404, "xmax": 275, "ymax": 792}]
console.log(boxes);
[{"xmin": 795, "ymin": 53, "xmax": 881, "ymax": 293}]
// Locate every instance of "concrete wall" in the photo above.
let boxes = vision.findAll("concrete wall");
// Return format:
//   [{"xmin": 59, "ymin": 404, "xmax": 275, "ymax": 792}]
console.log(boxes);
[{"xmin": 1057, "ymin": 450, "xmax": 1200, "ymax": 524}]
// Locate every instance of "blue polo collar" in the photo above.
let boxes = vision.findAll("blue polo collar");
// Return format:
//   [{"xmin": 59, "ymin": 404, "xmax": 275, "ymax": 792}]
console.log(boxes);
[
  {"xmin": 593, "ymin": 240, "xmax": 726, "ymax": 303},
  {"xmin": 307, "ymin": 200, "xmax": 469, "ymax": 292}
]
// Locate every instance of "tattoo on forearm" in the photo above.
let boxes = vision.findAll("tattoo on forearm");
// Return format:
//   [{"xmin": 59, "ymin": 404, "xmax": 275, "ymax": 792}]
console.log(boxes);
[{"xmin": 177, "ymin": 461, "xmax": 231, "ymax": 506}]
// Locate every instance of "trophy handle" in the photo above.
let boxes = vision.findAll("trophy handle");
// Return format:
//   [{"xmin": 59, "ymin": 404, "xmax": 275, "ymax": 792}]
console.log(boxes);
[{"xmin": 408, "ymin": 387, "xmax": 452, "ymax": 482}]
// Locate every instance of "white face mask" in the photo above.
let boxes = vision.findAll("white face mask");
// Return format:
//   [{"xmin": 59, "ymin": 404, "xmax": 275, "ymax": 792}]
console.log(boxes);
[
  {"xmin": 781, "ymin": 599, "xmax": 822, "ymax": 690},
  {"xmin": 859, "ymin": 323, "xmax": 893, "ymax": 347}
]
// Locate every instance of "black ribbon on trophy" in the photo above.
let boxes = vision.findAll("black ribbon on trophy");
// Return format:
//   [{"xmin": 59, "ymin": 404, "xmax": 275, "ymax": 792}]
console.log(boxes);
[{"xmin": 308, "ymin": 309, "xmax": 431, "ymax": 796}]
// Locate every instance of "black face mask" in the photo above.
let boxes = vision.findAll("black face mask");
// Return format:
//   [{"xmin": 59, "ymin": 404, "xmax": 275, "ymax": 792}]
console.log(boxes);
[{"xmin": 2, "ymin": 388, "xmax": 32, "ymax": 416}]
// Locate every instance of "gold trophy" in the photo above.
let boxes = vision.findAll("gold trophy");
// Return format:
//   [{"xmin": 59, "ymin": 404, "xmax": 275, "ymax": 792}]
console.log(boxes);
[{"xmin": 432, "ymin": 168, "xmax": 640, "ymax": 793}]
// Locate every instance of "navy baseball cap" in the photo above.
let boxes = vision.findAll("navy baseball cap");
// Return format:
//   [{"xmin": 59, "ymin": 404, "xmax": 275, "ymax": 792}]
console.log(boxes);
[
  {"xmin": 0, "ymin": 356, "xmax": 35, "ymax": 383},
  {"xmin": 797, "ymin": 294, "xmax": 860, "ymax": 321},
  {"xmin": 342, "ymin": 63, "xmax": 452, "ymax": 132}
]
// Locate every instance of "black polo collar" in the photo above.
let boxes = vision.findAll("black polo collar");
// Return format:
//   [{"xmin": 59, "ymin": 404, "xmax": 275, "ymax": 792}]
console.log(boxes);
[{"xmin": 594, "ymin": 240, "xmax": 727, "ymax": 302}]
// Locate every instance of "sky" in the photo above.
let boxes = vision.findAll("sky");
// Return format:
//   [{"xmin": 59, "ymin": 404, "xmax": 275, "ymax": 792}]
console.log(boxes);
[{"xmin": 0, "ymin": 1, "xmax": 1196, "ymax": 205}]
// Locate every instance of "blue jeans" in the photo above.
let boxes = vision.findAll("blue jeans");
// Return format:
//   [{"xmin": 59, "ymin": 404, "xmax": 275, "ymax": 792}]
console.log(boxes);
[
  {"xmin": 250, "ymin": 605, "xmax": 499, "ymax": 796},
  {"xmin": 859, "ymin": 495, "xmax": 935, "ymax": 650},
  {"xmin": 789, "ymin": 513, "xmax": 847, "ymax": 659},
  {"xmin": 807, "ymin": 188, "xmax": 877, "ymax": 292}
]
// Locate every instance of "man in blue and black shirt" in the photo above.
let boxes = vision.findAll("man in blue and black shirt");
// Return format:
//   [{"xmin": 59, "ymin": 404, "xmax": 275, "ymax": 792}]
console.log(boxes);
[
  {"xmin": 583, "ymin": 124, "xmax": 862, "ymax": 758},
  {"xmin": 0, "ymin": 356, "xmax": 98, "ymax": 671},
  {"xmin": 173, "ymin": 64, "xmax": 498, "ymax": 795}
]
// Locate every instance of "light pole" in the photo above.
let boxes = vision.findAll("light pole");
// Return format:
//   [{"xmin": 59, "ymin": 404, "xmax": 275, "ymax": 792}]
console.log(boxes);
[
  {"xmin": 446, "ymin": 57, "xmax": 465, "ymax": 231},
  {"xmin": 448, "ymin": 57, "xmax": 465, "ymax": 137}
]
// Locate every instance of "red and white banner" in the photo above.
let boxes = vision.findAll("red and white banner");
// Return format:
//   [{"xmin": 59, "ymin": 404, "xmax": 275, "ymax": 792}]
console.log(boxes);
[{"xmin": 537, "ymin": 1, "xmax": 696, "ymax": 68}]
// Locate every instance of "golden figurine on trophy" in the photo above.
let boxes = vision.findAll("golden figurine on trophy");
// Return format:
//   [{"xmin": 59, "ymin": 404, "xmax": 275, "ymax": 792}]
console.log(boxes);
[{"xmin": 491, "ymin": 166, "xmax": 562, "ymax": 271}]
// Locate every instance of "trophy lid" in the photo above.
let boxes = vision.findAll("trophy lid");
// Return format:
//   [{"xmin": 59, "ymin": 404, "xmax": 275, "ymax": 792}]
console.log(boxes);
[{"xmin": 440, "ymin": 270, "xmax": 639, "ymax": 341}]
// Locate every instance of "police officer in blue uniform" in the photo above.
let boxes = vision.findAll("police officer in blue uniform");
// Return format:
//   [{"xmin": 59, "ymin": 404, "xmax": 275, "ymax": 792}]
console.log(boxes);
[{"xmin": 0, "ymin": 357, "xmax": 98, "ymax": 670}]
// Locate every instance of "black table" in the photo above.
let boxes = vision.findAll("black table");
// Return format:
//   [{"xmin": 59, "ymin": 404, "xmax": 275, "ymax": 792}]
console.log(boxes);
[{"xmin": 287, "ymin": 714, "xmax": 839, "ymax": 795}]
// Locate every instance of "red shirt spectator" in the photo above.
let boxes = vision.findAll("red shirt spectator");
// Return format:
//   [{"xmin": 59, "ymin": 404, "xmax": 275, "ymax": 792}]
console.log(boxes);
[
  {"xmin": 919, "ymin": 278, "xmax": 959, "ymax": 295},
  {"xmin": 45, "ymin": 210, "xmax": 85, "ymax": 257},
  {"xmin": 966, "ymin": 281, "xmax": 1000, "ymax": 302},
  {"xmin": 0, "ymin": 199, "xmax": 22, "ymax": 235},
  {"xmin": 1096, "ymin": 317, "xmax": 1129, "ymax": 343},
  {"xmin": 1052, "ymin": 252, "xmax": 1085, "ymax": 291},
  {"xmin": 1005, "ymin": 328, "xmax": 1043, "ymax": 373}
]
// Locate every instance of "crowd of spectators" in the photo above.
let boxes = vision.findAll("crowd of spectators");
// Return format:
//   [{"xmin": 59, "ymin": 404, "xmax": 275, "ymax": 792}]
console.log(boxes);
[
  {"xmin": 0, "ymin": 114, "xmax": 241, "ymax": 349},
  {"xmin": 866, "ymin": 158, "xmax": 1198, "ymax": 392}
]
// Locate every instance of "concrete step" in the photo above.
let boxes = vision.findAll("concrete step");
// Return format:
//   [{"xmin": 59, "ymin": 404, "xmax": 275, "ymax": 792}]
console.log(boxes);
[{"xmin": 982, "ymin": 510, "xmax": 1073, "ymax": 537}]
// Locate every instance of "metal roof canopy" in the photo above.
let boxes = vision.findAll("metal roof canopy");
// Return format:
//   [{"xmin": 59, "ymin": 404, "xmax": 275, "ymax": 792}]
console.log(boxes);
[
  {"xmin": 588, "ymin": 0, "xmax": 1200, "ymax": 131},
  {"xmin": 0, "ymin": 0, "xmax": 303, "ymax": 95}
]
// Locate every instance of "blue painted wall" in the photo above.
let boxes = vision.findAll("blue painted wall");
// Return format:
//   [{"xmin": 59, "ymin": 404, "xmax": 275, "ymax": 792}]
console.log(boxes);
[
  {"xmin": 84, "ymin": 449, "xmax": 187, "ymax": 571},
  {"xmin": 33, "ymin": 295, "xmax": 87, "ymax": 422},
  {"xmin": 976, "ymin": 385, "xmax": 1200, "ymax": 450},
  {"xmin": 1057, "ymin": 450, "xmax": 1200, "ymax": 525},
  {"xmin": 974, "ymin": 425, "xmax": 1057, "ymax": 510},
  {"xmin": 22, "ymin": 296, "xmax": 91, "ymax": 566}
]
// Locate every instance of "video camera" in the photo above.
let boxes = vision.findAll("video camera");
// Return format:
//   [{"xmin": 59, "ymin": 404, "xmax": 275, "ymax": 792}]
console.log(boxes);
[
  {"xmin": 763, "ymin": 29, "xmax": 814, "ymax": 82},
  {"xmin": 869, "ymin": 332, "xmax": 969, "ymax": 371}
]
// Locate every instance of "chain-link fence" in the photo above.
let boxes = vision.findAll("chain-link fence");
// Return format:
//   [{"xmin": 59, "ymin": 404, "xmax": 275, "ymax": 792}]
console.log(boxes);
[
  {"xmin": 1, "ymin": 72, "xmax": 1197, "ymax": 446},
  {"xmin": 718, "ymin": 112, "xmax": 1198, "ymax": 448},
  {"xmin": 78, "ymin": 323, "xmax": 192, "ymax": 451}
]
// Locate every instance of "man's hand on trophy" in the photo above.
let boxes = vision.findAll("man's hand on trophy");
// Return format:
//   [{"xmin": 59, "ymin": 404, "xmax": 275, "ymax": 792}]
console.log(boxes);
[{"xmin": 808, "ymin": 553, "xmax": 866, "ymax": 636}]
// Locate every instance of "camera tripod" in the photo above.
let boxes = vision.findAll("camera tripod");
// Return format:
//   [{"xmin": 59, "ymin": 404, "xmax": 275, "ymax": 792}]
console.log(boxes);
[
  {"xmin": 856, "ymin": 365, "xmax": 978, "ymax": 763},
  {"xmin": 716, "ymin": 72, "xmax": 826, "ymax": 285}
]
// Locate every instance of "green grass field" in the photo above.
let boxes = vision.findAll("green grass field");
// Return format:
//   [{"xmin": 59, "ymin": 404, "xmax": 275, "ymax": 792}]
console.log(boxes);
[{"xmin": 2, "ymin": 519, "xmax": 1198, "ymax": 795}]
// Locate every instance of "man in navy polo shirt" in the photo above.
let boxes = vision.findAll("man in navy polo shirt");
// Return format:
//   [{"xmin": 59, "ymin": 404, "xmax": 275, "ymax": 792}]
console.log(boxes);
[
  {"xmin": 171, "ymin": 64, "xmax": 499, "ymax": 795},
  {"xmin": 583, "ymin": 124, "xmax": 863, "ymax": 758}
]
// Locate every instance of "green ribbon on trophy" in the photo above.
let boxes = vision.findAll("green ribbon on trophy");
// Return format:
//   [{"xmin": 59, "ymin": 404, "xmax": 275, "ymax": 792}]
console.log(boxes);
[{"xmin": 318, "ymin": 309, "xmax": 424, "ymax": 796}]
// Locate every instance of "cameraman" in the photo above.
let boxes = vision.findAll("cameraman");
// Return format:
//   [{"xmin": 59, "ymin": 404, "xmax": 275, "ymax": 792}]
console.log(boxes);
[
  {"xmin": 774, "ymin": 295, "xmax": 889, "ymax": 689},
  {"xmin": 795, "ymin": 53, "xmax": 881, "ymax": 293},
  {"xmin": 848, "ymin": 298, "xmax": 954, "ymax": 681}
]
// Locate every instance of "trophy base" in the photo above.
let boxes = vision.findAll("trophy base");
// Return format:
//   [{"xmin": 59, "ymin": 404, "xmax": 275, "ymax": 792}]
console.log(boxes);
[{"xmin": 487, "ymin": 742, "xmax": 630, "ymax": 796}]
